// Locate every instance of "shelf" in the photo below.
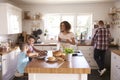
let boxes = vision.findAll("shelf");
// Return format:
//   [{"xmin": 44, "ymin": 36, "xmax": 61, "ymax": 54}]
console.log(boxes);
[
  {"xmin": 23, "ymin": 18, "xmax": 42, "ymax": 21},
  {"xmin": 108, "ymin": 13, "xmax": 116, "ymax": 16}
]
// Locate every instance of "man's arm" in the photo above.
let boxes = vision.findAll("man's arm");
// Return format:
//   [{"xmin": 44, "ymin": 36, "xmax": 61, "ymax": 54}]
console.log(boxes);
[{"xmin": 91, "ymin": 29, "xmax": 98, "ymax": 45}]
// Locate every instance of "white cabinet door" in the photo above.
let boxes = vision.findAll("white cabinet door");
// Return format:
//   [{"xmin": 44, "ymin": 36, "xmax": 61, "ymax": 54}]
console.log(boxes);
[
  {"xmin": 51, "ymin": 46, "xmax": 57, "ymax": 50},
  {"xmin": 7, "ymin": 4, "xmax": 22, "ymax": 34},
  {"xmin": 2, "ymin": 54, "xmax": 11, "ymax": 80},
  {"xmin": 34, "ymin": 46, "xmax": 57, "ymax": 51},
  {"xmin": 34, "ymin": 46, "xmax": 43, "ymax": 50},
  {"xmin": 42, "ymin": 46, "xmax": 51, "ymax": 50},
  {"xmin": 9, "ymin": 51, "xmax": 16, "ymax": 76},
  {"xmin": 0, "ymin": 3, "xmax": 22, "ymax": 34},
  {"xmin": 77, "ymin": 46, "xmax": 98, "ymax": 69},
  {"xmin": 111, "ymin": 52, "xmax": 120, "ymax": 80},
  {"xmin": 2, "ymin": 48, "xmax": 20, "ymax": 80}
]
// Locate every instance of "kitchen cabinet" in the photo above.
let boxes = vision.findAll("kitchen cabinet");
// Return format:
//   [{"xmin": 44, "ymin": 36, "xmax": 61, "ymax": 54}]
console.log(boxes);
[
  {"xmin": 77, "ymin": 46, "xmax": 98, "ymax": 69},
  {"xmin": 0, "ymin": 3, "xmax": 22, "ymax": 34},
  {"xmin": 2, "ymin": 54, "xmax": 10, "ymax": 80},
  {"xmin": 111, "ymin": 52, "xmax": 120, "ymax": 80},
  {"xmin": 42, "ymin": 46, "xmax": 51, "ymax": 50},
  {"xmin": 1, "ymin": 47, "xmax": 20, "ymax": 80},
  {"xmin": 34, "ymin": 46, "xmax": 43, "ymax": 50},
  {"xmin": 34, "ymin": 46, "xmax": 57, "ymax": 50}
]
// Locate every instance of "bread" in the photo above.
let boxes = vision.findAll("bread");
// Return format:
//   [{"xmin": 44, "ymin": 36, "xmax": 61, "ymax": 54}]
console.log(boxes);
[
  {"xmin": 61, "ymin": 54, "xmax": 66, "ymax": 59},
  {"xmin": 47, "ymin": 57, "xmax": 56, "ymax": 61},
  {"xmin": 53, "ymin": 51, "xmax": 62, "ymax": 57},
  {"xmin": 56, "ymin": 57, "xmax": 65, "ymax": 61}
]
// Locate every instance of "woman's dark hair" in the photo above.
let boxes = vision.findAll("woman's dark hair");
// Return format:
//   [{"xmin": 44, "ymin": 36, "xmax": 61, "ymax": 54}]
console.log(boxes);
[
  {"xmin": 60, "ymin": 21, "xmax": 71, "ymax": 32},
  {"xmin": 27, "ymin": 35, "xmax": 36, "ymax": 40}
]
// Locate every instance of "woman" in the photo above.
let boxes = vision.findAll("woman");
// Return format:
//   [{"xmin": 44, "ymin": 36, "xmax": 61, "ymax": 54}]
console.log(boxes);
[{"xmin": 58, "ymin": 21, "xmax": 75, "ymax": 49}]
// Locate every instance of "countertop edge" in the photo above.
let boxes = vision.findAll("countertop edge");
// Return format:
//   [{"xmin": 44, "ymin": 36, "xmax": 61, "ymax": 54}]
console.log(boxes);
[
  {"xmin": 0, "ymin": 46, "xmax": 19, "ymax": 55},
  {"xmin": 112, "ymin": 50, "xmax": 120, "ymax": 56}
]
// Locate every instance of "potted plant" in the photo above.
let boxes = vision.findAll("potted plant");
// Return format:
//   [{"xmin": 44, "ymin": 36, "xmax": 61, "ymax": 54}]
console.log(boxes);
[{"xmin": 63, "ymin": 48, "xmax": 74, "ymax": 61}]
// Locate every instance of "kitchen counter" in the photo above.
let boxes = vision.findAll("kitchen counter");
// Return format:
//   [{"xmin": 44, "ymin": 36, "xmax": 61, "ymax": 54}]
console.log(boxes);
[
  {"xmin": 25, "ymin": 55, "xmax": 91, "ymax": 80},
  {"xmin": 112, "ymin": 50, "xmax": 120, "ymax": 56},
  {"xmin": 25, "ymin": 56, "xmax": 90, "ymax": 74},
  {"xmin": 34, "ymin": 42, "xmax": 92, "ymax": 46},
  {"xmin": 34, "ymin": 43, "xmax": 57, "ymax": 46},
  {"xmin": 0, "ymin": 46, "xmax": 19, "ymax": 55},
  {"xmin": 77, "ymin": 43, "xmax": 91, "ymax": 46}
]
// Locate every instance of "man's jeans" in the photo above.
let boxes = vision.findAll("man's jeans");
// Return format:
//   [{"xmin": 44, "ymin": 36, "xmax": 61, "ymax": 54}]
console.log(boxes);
[{"xmin": 94, "ymin": 48, "xmax": 106, "ymax": 70}]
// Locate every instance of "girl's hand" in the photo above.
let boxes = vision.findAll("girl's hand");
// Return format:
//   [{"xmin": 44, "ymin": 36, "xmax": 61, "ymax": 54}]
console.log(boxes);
[
  {"xmin": 58, "ymin": 37, "xmax": 62, "ymax": 42},
  {"xmin": 38, "ymin": 50, "xmax": 47, "ymax": 56},
  {"xmin": 35, "ymin": 53, "xmax": 39, "ymax": 56}
]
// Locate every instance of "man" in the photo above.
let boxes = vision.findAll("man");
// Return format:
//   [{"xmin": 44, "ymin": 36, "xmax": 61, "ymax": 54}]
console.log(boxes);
[{"xmin": 92, "ymin": 20, "xmax": 111, "ymax": 76}]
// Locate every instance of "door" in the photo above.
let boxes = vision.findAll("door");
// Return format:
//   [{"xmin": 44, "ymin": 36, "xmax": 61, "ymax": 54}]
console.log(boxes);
[
  {"xmin": 7, "ymin": 6, "xmax": 22, "ymax": 34},
  {"xmin": 2, "ymin": 54, "xmax": 11, "ymax": 80}
]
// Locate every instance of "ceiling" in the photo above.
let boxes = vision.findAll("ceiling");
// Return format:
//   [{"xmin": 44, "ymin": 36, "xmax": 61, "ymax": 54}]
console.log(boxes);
[{"xmin": 9, "ymin": 0, "xmax": 116, "ymax": 4}]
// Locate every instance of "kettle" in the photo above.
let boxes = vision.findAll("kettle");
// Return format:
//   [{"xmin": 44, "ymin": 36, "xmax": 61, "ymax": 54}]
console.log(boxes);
[{"xmin": 37, "ymin": 38, "xmax": 41, "ymax": 43}]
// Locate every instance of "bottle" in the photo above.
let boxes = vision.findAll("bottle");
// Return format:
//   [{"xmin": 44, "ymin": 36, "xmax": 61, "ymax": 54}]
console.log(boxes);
[
  {"xmin": 80, "ymin": 33, "xmax": 83, "ymax": 40},
  {"xmin": 80, "ymin": 33, "xmax": 83, "ymax": 43}
]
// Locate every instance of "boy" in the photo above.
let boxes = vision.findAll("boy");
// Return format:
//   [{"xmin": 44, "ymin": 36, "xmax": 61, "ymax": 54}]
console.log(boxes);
[{"xmin": 15, "ymin": 43, "xmax": 29, "ymax": 77}]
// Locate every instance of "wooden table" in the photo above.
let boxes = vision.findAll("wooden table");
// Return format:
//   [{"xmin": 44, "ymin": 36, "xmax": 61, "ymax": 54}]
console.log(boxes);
[{"xmin": 25, "ymin": 55, "xmax": 91, "ymax": 80}]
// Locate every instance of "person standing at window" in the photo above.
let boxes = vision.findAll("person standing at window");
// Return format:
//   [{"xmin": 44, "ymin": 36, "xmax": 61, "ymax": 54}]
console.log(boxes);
[
  {"xmin": 58, "ymin": 21, "xmax": 75, "ymax": 49},
  {"xmin": 91, "ymin": 20, "xmax": 111, "ymax": 76}
]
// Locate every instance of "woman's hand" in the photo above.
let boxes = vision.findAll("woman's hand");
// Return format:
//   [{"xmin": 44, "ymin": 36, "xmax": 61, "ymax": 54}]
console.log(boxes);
[
  {"xmin": 66, "ymin": 38, "xmax": 75, "ymax": 45},
  {"xmin": 66, "ymin": 39, "xmax": 71, "ymax": 43},
  {"xmin": 58, "ymin": 37, "xmax": 62, "ymax": 42}
]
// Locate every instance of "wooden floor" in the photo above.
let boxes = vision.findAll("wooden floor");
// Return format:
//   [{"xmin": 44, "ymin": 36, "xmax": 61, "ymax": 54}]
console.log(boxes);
[{"xmin": 13, "ymin": 69, "xmax": 110, "ymax": 80}]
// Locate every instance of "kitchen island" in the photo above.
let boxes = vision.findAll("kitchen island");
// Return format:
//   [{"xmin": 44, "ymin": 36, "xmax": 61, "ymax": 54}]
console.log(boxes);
[{"xmin": 25, "ymin": 54, "xmax": 91, "ymax": 80}]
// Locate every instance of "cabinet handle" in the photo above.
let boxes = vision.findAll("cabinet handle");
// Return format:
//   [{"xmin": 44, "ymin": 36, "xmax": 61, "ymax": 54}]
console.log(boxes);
[
  {"xmin": 116, "ymin": 65, "xmax": 118, "ymax": 68},
  {"xmin": 114, "ymin": 56, "xmax": 116, "ymax": 59},
  {"xmin": 89, "ymin": 53, "xmax": 91, "ymax": 56},
  {"xmin": 2, "ymin": 59, "xmax": 6, "ymax": 61},
  {"xmin": 118, "ymin": 68, "xmax": 120, "ymax": 69}
]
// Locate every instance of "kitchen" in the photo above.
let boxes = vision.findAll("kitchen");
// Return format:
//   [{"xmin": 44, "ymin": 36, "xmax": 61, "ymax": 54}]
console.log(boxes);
[{"xmin": 0, "ymin": 0, "xmax": 120, "ymax": 80}]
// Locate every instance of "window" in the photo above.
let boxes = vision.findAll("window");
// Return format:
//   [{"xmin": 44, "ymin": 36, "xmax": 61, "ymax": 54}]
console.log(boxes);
[
  {"xmin": 76, "ymin": 14, "xmax": 92, "ymax": 39},
  {"xmin": 43, "ymin": 13, "xmax": 92, "ymax": 40},
  {"xmin": 61, "ymin": 15, "xmax": 75, "ymax": 32},
  {"xmin": 43, "ymin": 14, "xmax": 60, "ymax": 39}
]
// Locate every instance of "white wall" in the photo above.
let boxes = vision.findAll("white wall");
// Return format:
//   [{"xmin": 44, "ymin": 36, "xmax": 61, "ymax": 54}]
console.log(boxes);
[
  {"xmin": 111, "ymin": 0, "xmax": 120, "ymax": 45},
  {"xmin": 115, "ymin": 0, "xmax": 120, "ymax": 8},
  {"xmin": 18, "ymin": 2, "xmax": 113, "ymax": 42},
  {"xmin": 0, "ymin": 0, "xmax": 7, "ymax": 2},
  {"xmin": 19, "ymin": 2, "xmax": 113, "ymax": 21}
]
